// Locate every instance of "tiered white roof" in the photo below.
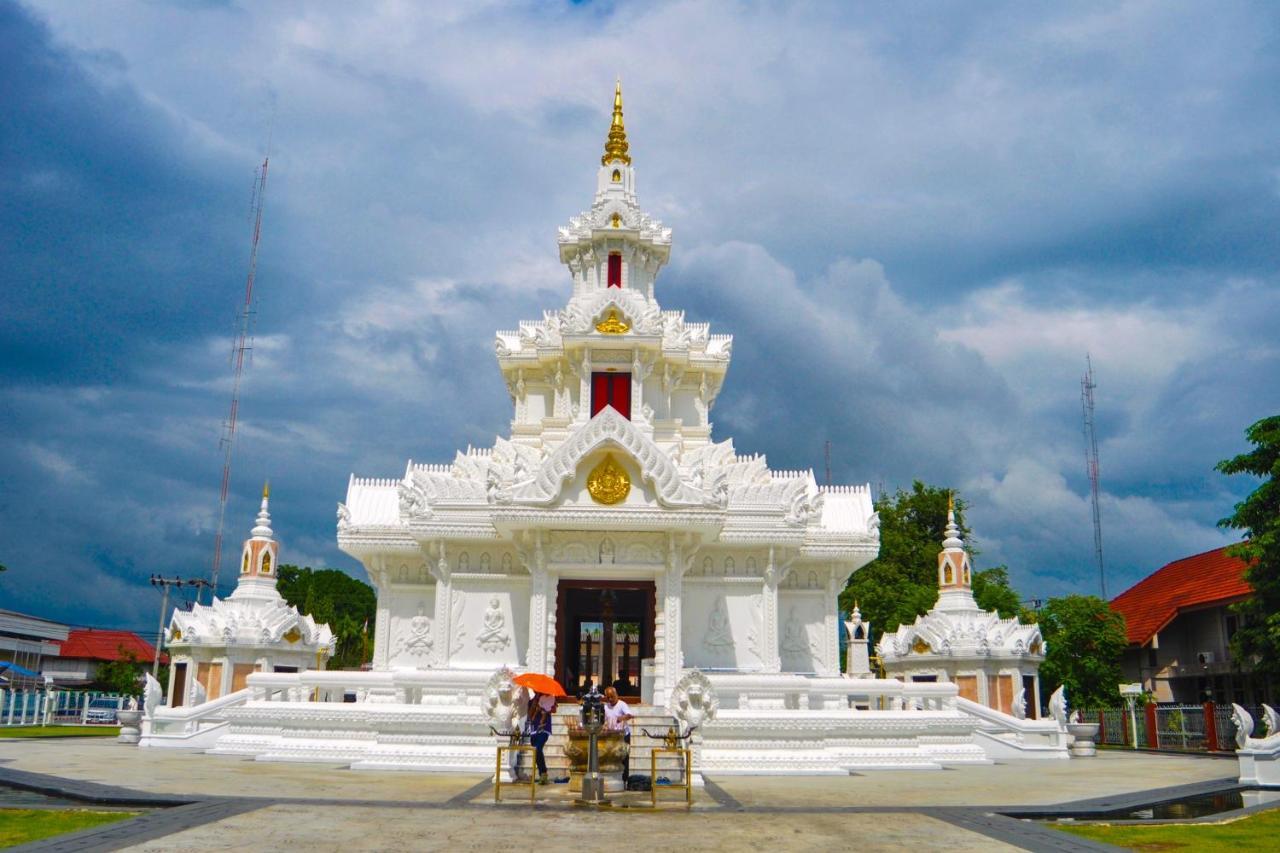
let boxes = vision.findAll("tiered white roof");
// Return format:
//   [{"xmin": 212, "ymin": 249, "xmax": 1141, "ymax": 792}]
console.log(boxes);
[
  {"xmin": 876, "ymin": 506, "xmax": 1044, "ymax": 664},
  {"xmin": 338, "ymin": 83, "xmax": 878, "ymax": 561}
]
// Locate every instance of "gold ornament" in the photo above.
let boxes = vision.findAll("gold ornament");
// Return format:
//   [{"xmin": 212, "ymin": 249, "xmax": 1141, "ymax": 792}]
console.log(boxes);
[
  {"xmin": 595, "ymin": 310, "xmax": 630, "ymax": 335},
  {"xmin": 587, "ymin": 454, "xmax": 631, "ymax": 505},
  {"xmin": 601, "ymin": 79, "xmax": 631, "ymax": 166},
  {"xmin": 911, "ymin": 637, "xmax": 931, "ymax": 654},
  {"xmin": 283, "ymin": 626, "xmax": 302, "ymax": 644},
  {"xmin": 171, "ymin": 628, "xmax": 183, "ymax": 642}
]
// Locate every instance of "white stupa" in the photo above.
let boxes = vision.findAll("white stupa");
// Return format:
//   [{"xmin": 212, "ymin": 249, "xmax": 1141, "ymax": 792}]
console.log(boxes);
[
  {"xmin": 165, "ymin": 484, "xmax": 335, "ymax": 706},
  {"xmin": 876, "ymin": 499, "xmax": 1045, "ymax": 717}
]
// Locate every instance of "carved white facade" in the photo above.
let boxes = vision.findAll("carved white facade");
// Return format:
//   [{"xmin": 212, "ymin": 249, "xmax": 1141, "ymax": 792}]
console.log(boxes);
[
  {"xmin": 164, "ymin": 487, "xmax": 335, "ymax": 706},
  {"xmin": 877, "ymin": 506, "xmax": 1045, "ymax": 716},
  {"xmin": 338, "ymin": 84, "xmax": 879, "ymax": 711},
  {"xmin": 146, "ymin": 84, "xmax": 1068, "ymax": 771}
]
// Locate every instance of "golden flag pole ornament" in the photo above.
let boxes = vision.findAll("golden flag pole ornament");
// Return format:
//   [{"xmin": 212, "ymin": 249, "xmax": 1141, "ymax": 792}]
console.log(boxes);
[
  {"xmin": 587, "ymin": 454, "xmax": 631, "ymax": 505},
  {"xmin": 602, "ymin": 79, "xmax": 631, "ymax": 166}
]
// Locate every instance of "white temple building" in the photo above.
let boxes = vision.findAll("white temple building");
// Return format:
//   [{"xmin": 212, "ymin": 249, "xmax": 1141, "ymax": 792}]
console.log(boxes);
[
  {"xmin": 163, "ymin": 486, "xmax": 335, "ymax": 707},
  {"xmin": 140, "ymin": 84, "xmax": 1068, "ymax": 770},
  {"xmin": 877, "ymin": 501, "xmax": 1045, "ymax": 717}
]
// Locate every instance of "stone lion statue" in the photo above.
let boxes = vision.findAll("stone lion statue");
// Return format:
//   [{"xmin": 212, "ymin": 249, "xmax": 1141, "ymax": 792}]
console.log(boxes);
[
  {"xmin": 669, "ymin": 669, "xmax": 719, "ymax": 735},
  {"xmin": 482, "ymin": 666, "xmax": 526, "ymax": 735}
]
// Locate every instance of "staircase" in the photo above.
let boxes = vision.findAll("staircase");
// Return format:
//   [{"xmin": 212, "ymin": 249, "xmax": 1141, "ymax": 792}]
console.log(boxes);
[{"xmin": 512, "ymin": 705, "xmax": 688, "ymax": 783}]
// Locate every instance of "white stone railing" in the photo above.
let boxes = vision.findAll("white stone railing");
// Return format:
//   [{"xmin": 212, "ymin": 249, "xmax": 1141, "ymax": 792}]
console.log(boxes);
[
  {"xmin": 245, "ymin": 668, "xmax": 492, "ymax": 705},
  {"xmin": 955, "ymin": 696, "xmax": 1070, "ymax": 757},
  {"xmin": 705, "ymin": 673, "xmax": 960, "ymax": 712}
]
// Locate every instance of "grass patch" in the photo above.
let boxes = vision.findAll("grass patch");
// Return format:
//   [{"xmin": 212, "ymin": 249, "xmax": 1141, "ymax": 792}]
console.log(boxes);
[
  {"xmin": 0, "ymin": 808, "xmax": 138, "ymax": 846},
  {"xmin": 0, "ymin": 726, "xmax": 119, "ymax": 738},
  {"xmin": 1052, "ymin": 807, "xmax": 1280, "ymax": 850}
]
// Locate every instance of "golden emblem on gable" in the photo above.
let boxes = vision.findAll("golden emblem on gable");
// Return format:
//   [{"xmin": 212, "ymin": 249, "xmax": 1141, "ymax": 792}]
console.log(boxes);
[
  {"xmin": 587, "ymin": 454, "xmax": 631, "ymax": 505},
  {"xmin": 911, "ymin": 637, "xmax": 931, "ymax": 654},
  {"xmin": 595, "ymin": 310, "xmax": 630, "ymax": 335},
  {"xmin": 283, "ymin": 626, "xmax": 302, "ymax": 644}
]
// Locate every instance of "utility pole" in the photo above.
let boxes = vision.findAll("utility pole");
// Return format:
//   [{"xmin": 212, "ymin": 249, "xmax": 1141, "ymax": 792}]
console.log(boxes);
[
  {"xmin": 1081, "ymin": 355, "xmax": 1106, "ymax": 599},
  {"xmin": 150, "ymin": 576, "xmax": 209, "ymax": 676}
]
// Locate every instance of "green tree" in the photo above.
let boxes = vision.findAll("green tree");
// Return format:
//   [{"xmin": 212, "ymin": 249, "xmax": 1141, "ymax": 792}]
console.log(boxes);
[
  {"xmin": 972, "ymin": 566, "xmax": 1025, "ymax": 619},
  {"xmin": 1217, "ymin": 414, "xmax": 1280, "ymax": 678},
  {"xmin": 277, "ymin": 565, "xmax": 376, "ymax": 669},
  {"xmin": 95, "ymin": 647, "xmax": 144, "ymax": 696},
  {"xmin": 841, "ymin": 481, "xmax": 1027, "ymax": 639},
  {"xmin": 1034, "ymin": 595, "xmax": 1127, "ymax": 708}
]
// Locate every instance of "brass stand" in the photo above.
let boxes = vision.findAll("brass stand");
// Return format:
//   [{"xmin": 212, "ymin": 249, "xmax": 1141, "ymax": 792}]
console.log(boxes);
[
  {"xmin": 650, "ymin": 747, "xmax": 693, "ymax": 807},
  {"xmin": 494, "ymin": 745, "xmax": 537, "ymax": 803}
]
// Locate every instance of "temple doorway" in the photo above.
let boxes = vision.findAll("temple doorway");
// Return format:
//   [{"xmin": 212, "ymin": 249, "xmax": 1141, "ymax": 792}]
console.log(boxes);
[{"xmin": 555, "ymin": 580, "xmax": 655, "ymax": 703}]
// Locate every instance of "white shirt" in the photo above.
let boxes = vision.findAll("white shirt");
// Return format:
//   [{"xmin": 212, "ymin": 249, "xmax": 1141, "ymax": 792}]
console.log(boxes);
[{"xmin": 604, "ymin": 699, "xmax": 632, "ymax": 736}]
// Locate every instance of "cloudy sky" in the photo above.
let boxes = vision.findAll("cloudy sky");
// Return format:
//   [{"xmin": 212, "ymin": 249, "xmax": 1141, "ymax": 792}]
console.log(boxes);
[{"xmin": 2, "ymin": 0, "xmax": 1278, "ymax": 633}]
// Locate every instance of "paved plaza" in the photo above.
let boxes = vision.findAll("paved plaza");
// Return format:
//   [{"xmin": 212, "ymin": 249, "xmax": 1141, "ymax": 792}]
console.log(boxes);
[{"xmin": 0, "ymin": 738, "xmax": 1243, "ymax": 851}]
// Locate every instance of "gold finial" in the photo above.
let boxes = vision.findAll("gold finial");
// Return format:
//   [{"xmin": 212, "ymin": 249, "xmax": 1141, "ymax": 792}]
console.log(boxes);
[
  {"xmin": 263, "ymin": 480, "xmax": 270, "ymax": 499},
  {"xmin": 601, "ymin": 79, "xmax": 631, "ymax": 166},
  {"xmin": 947, "ymin": 492, "xmax": 953, "ymax": 514}
]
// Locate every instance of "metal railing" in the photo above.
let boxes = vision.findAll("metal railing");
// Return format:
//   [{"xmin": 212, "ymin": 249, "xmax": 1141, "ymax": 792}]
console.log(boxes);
[
  {"xmin": 1078, "ymin": 702, "xmax": 1261, "ymax": 752},
  {"xmin": 0, "ymin": 689, "xmax": 131, "ymax": 726}
]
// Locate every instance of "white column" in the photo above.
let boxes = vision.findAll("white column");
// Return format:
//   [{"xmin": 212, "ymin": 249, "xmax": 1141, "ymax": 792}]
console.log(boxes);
[
  {"xmin": 526, "ymin": 536, "xmax": 551, "ymax": 673},
  {"xmin": 656, "ymin": 535, "xmax": 689, "ymax": 708},
  {"xmin": 430, "ymin": 542, "xmax": 453, "ymax": 668},
  {"xmin": 821, "ymin": 571, "xmax": 840, "ymax": 676},
  {"xmin": 762, "ymin": 547, "xmax": 781, "ymax": 673},
  {"xmin": 371, "ymin": 559, "xmax": 393, "ymax": 670}
]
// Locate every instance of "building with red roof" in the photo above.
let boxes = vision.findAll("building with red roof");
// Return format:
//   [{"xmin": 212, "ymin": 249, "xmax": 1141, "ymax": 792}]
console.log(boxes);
[
  {"xmin": 1110, "ymin": 545, "xmax": 1271, "ymax": 705},
  {"xmin": 41, "ymin": 628, "xmax": 166, "ymax": 687}
]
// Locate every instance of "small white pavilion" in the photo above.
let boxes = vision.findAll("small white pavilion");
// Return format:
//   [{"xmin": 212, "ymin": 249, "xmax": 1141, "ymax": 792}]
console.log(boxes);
[
  {"xmin": 876, "ymin": 501, "xmax": 1045, "ymax": 717},
  {"xmin": 165, "ymin": 486, "xmax": 335, "ymax": 706}
]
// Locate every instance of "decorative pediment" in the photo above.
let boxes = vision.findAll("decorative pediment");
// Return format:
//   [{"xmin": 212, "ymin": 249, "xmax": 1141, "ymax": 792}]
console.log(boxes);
[{"xmin": 513, "ymin": 407, "xmax": 719, "ymax": 508}]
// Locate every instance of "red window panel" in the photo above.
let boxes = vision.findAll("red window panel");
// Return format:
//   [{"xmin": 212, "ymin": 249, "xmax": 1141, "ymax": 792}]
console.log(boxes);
[
  {"xmin": 590, "ymin": 372, "xmax": 631, "ymax": 419},
  {"xmin": 607, "ymin": 253, "xmax": 622, "ymax": 288}
]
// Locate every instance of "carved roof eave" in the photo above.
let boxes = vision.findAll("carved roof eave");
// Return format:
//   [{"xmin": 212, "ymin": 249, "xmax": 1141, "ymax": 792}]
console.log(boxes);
[
  {"xmin": 491, "ymin": 506, "xmax": 724, "ymax": 536},
  {"xmin": 338, "ymin": 528, "xmax": 422, "ymax": 557},
  {"xmin": 798, "ymin": 540, "xmax": 879, "ymax": 561},
  {"xmin": 514, "ymin": 408, "xmax": 717, "ymax": 509}
]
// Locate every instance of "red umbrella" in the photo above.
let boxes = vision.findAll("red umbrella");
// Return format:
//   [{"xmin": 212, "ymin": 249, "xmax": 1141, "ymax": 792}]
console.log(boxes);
[{"xmin": 513, "ymin": 672, "xmax": 568, "ymax": 697}]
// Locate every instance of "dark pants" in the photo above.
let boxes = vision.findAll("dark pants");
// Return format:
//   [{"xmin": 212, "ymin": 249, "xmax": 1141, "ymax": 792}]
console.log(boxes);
[{"xmin": 531, "ymin": 731, "xmax": 549, "ymax": 776}]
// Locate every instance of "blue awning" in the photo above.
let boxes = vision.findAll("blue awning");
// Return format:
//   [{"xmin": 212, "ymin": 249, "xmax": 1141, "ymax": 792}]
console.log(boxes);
[{"xmin": 0, "ymin": 661, "xmax": 41, "ymax": 677}]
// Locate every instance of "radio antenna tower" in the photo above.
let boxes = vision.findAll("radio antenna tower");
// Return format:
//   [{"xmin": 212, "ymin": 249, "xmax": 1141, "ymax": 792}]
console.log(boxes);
[
  {"xmin": 1081, "ymin": 354, "xmax": 1106, "ymax": 598},
  {"xmin": 209, "ymin": 155, "xmax": 270, "ymax": 600},
  {"xmin": 824, "ymin": 440, "xmax": 832, "ymax": 487}
]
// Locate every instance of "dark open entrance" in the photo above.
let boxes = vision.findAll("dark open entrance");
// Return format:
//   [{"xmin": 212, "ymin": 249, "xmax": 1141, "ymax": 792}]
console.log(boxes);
[{"xmin": 556, "ymin": 580, "xmax": 655, "ymax": 703}]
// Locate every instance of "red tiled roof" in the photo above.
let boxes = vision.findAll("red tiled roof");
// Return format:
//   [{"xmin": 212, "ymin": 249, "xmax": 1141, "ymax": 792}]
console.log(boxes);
[
  {"xmin": 57, "ymin": 629, "xmax": 166, "ymax": 664},
  {"xmin": 1110, "ymin": 546, "xmax": 1252, "ymax": 646}
]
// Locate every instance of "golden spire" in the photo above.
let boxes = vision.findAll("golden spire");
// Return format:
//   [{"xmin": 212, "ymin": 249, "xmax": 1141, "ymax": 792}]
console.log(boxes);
[
  {"xmin": 601, "ymin": 79, "xmax": 631, "ymax": 166},
  {"xmin": 263, "ymin": 480, "xmax": 270, "ymax": 499}
]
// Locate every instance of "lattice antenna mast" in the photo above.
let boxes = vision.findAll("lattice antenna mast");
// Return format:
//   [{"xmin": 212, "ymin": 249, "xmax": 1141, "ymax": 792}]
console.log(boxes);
[
  {"xmin": 209, "ymin": 156, "xmax": 270, "ymax": 600},
  {"xmin": 824, "ymin": 440, "xmax": 832, "ymax": 487},
  {"xmin": 1081, "ymin": 354, "xmax": 1106, "ymax": 598}
]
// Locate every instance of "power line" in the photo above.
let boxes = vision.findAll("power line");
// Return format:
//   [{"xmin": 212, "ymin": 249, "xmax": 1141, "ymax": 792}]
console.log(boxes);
[{"xmin": 1081, "ymin": 354, "xmax": 1106, "ymax": 599}]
